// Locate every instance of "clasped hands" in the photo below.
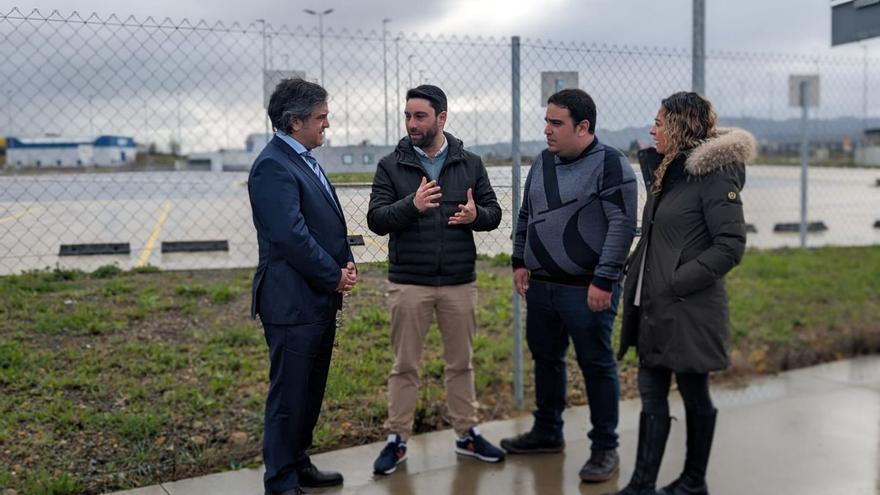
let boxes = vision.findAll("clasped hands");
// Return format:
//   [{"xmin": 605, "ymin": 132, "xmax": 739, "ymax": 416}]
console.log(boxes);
[
  {"xmin": 337, "ymin": 261, "xmax": 357, "ymax": 292},
  {"xmin": 412, "ymin": 176, "xmax": 477, "ymax": 225}
]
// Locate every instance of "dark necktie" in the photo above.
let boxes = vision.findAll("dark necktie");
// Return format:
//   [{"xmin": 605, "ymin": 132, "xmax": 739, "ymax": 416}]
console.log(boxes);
[{"xmin": 302, "ymin": 151, "xmax": 333, "ymax": 196}]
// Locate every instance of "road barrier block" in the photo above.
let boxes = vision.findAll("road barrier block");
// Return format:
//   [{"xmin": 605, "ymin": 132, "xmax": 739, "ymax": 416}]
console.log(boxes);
[
  {"xmin": 59, "ymin": 243, "xmax": 131, "ymax": 256},
  {"xmin": 161, "ymin": 240, "xmax": 229, "ymax": 253},
  {"xmin": 773, "ymin": 221, "xmax": 828, "ymax": 233}
]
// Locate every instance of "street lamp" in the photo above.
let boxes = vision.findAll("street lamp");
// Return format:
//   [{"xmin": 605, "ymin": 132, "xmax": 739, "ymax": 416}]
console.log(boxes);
[
  {"xmin": 863, "ymin": 44, "xmax": 869, "ymax": 139},
  {"xmin": 266, "ymin": 33, "xmax": 274, "ymax": 69},
  {"xmin": 88, "ymin": 95, "xmax": 94, "ymax": 136},
  {"xmin": 344, "ymin": 79, "xmax": 350, "ymax": 146},
  {"xmin": 394, "ymin": 35, "xmax": 401, "ymax": 138},
  {"xmin": 473, "ymin": 95, "xmax": 479, "ymax": 145},
  {"xmin": 382, "ymin": 18, "xmax": 391, "ymax": 145},
  {"xmin": 304, "ymin": 8, "xmax": 334, "ymax": 86}
]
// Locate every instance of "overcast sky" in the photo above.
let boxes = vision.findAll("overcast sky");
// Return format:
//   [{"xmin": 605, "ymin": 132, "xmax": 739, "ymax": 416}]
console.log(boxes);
[
  {"xmin": 2, "ymin": 0, "xmax": 877, "ymax": 151},
  {"xmin": 1, "ymin": 0, "xmax": 877, "ymax": 56}
]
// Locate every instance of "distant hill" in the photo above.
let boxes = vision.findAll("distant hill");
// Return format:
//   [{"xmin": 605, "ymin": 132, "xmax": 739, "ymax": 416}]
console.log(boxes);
[{"xmin": 470, "ymin": 116, "xmax": 880, "ymax": 160}]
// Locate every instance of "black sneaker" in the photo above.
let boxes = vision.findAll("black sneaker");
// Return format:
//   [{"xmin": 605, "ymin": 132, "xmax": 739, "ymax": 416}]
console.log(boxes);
[
  {"xmin": 500, "ymin": 431, "xmax": 565, "ymax": 454},
  {"xmin": 579, "ymin": 449, "xmax": 619, "ymax": 482},
  {"xmin": 455, "ymin": 427, "xmax": 505, "ymax": 463},
  {"xmin": 373, "ymin": 433, "xmax": 407, "ymax": 475}
]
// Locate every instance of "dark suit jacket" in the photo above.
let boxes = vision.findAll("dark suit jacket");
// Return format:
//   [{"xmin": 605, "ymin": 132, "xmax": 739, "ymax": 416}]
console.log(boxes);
[{"xmin": 248, "ymin": 136, "xmax": 353, "ymax": 325}]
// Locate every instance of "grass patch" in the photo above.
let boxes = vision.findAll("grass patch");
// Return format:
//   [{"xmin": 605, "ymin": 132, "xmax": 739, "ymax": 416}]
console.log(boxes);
[
  {"xmin": 34, "ymin": 305, "xmax": 120, "ymax": 335},
  {"xmin": 91, "ymin": 264, "xmax": 123, "ymax": 279},
  {"xmin": 20, "ymin": 470, "xmax": 83, "ymax": 495},
  {"xmin": 326, "ymin": 171, "xmax": 374, "ymax": 183},
  {"xmin": 0, "ymin": 248, "xmax": 878, "ymax": 493},
  {"xmin": 131, "ymin": 264, "xmax": 160, "ymax": 274}
]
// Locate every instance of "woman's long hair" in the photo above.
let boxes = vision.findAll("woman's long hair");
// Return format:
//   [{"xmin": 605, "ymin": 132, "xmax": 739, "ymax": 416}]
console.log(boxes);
[{"xmin": 652, "ymin": 92, "xmax": 717, "ymax": 193}]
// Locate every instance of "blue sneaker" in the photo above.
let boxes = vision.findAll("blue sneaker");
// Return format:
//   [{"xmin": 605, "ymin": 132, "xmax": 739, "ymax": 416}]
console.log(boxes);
[
  {"xmin": 373, "ymin": 433, "xmax": 407, "ymax": 475},
  {"xmin": 455, "ymin": 427, "xmax": 505, "ymax": 463}
]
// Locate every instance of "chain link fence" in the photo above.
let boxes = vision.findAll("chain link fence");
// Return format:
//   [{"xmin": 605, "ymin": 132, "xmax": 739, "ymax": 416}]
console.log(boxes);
[{"xmin": 1, "ymin": 7, "xmax": 879, "ymax": 275}]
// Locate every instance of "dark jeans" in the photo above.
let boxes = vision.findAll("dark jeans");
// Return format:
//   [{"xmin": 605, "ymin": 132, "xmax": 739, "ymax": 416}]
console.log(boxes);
[
  {"xmin": 638, "ymin": 366, "xmax": 714, "ymax": 416},
  {"xmin": 526, "ymin": 280, "xmax": 621, "ymax": 451},
  {"xmin": 262, "ymin": 318, "xmax": 336, "ymax": 494}
]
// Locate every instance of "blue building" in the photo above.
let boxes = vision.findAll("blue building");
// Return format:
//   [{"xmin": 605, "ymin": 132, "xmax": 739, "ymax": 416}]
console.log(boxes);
[{"xmin": 6, "ymin": 135, "xmax": 137, "ymax": 167}]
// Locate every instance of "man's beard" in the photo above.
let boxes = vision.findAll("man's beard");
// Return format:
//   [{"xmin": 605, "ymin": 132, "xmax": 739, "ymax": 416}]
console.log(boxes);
[{"xmin": 409, "ymin": 122, "xmax": 439, "ymax": 148}]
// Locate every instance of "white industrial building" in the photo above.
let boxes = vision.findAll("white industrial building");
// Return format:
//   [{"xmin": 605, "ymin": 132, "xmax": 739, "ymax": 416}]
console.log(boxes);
[
  {"xmin": 6, "ymin": 135, "xmax": 137, "ymax": 167},
  {"xmin": 856, "ymin": 129, "xmax": 880, "ymax": 167},
  {"xmin": 184, "ymin": 133, "xmax": 392, "ymax": 173}
]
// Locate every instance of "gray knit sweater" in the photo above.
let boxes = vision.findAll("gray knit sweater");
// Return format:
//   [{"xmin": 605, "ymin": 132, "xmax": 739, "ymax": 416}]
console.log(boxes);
[{"xmin": 512, "ymin": 137, "xmax": 638, "ymax": 290}]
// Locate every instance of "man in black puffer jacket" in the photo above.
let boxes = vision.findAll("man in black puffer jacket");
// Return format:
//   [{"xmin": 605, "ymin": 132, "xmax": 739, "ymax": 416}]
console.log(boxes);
[{"xmin": 367, "ymin": 85, "xmax": 503, "ymax": 475}]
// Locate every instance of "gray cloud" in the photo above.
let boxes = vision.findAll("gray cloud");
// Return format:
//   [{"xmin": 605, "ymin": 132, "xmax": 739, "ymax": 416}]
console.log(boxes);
[
  {"xmin": 1, "ymin": 0, "xmax": 874, "ymax": 55},
  {"xmin": 1, "ymin": 1, "xmax": 877, "ymax": 154}
]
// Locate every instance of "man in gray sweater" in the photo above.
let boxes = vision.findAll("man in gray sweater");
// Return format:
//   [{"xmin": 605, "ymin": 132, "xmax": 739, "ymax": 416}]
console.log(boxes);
[{"xmin": 502, "ymin": 89, "xmax": 638, "ymax": 484}]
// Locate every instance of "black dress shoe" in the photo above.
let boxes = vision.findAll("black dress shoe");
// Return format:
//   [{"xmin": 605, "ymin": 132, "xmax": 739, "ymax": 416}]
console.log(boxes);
[{"xmin": 298, "ymin": 462, "xmax": 344, "ymax": 488}]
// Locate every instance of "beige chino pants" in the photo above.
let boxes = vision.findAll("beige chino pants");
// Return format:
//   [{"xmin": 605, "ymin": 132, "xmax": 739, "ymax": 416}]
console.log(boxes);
[{"xmin": 384, "ymin": 281, "xmax": 479, "ymax": 440}]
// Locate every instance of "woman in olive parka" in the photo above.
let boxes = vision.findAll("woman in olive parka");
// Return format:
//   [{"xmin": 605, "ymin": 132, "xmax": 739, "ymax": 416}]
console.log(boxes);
[{"xmin": 608, "ymin": 92, "xmax": 756, "ymax": 495}]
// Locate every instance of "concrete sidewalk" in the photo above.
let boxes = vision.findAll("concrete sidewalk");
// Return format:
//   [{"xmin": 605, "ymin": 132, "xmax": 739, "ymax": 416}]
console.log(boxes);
[{"xmin": 111, "ymin": 356, "xmax": 880, "ymax": 495}]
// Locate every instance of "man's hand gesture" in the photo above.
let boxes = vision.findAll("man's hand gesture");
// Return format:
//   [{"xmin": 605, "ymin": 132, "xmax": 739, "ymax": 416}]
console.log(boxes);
[
  {"xmin": 413, "ymin": 176, "xmax": 442, "ymax": 212},
  {"xmin": 448, "ymin": 188, "xmax": 477, "ymax": 225}
]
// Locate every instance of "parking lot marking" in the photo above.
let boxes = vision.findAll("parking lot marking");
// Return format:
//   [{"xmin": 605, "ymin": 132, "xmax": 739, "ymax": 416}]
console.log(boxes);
[
  {"xmin": 0, "ymin": 206, "xmax": 41, "ymax": 225},
  {"xmin": 137, "ymin": 201, "xmax": 173, "ymax": 267},
  {"xmin": 363, "ymin": 236, "xmax": 388, "ymax": 254}
]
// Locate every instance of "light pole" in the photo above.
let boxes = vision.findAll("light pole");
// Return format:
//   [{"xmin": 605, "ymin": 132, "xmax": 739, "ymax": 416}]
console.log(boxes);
[
  {"xmin": 344, "ymin": 79, "xmax": 350, "ymax": 146},
  {"xmin": 304, "ymin": 8, "xmax": 334, "ymax": 86},
  {"xmin": 473, "ymin": 95, "xmax": 479, "ymax": 145},
  {"xmin": 267, "ymin": 34, "xmax": 274, "ymax": 69},
  {"xmin": 382, "ymin": 18, "xmax": 391, "ymax": 145},
  {"xmin": 408, "ymin": 54, "xmax": 414, "ymax": 88},
  {"xmin": 5, "ymin": 89, "xmax": 11, "ymax": 136},
  {"xmin": 176, "ymin": 91, "xmax": 182, "ymax": 155},
  {"xmin": 257, "ymin": 18, "xmax": 269, "ymax": 137},
  {"xmin": 394, "ymin": 35, "xmax": 401, "ymax": 138},
  {"xmin": 88, "ymin": 95, "xmax": 94, "ymax": 136},
  {"xmin": 863, "ymin": 44, "xmax": 869, "ymax": 140}
]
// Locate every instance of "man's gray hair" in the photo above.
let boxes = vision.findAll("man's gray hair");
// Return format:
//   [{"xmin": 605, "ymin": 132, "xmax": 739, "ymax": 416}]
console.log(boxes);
[{"xmin": 267, "ymin": 78, "xmax": 327, "ymax": 134}]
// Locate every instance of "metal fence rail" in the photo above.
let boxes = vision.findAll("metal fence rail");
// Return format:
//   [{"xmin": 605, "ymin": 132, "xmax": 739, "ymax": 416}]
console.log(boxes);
[{"xmin": 1, "ymin": 7, "xmax": 879, "ymax": 276}]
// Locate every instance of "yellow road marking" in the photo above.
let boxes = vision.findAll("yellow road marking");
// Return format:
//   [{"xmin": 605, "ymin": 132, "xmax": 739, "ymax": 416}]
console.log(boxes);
[
  {"xmin": 347, "ymin": 228, "xmax": 388, "ymax": 254},
  {"xmin": 0, "ymin": 206, "xmax": 41, "ymax": 225},
  {"xmin": 364, "ymin": 236, "xmax": 388, "ymax": 253},
  {"xmin": 137, "ymin": 201, "xmax": 173, "ymax": 267}
]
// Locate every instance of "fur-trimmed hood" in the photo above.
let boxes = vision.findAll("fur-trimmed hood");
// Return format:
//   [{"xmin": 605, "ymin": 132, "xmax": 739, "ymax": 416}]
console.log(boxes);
[{"xmin": 685, "ymin": 127, "xmax": 757, "ymax": 176}]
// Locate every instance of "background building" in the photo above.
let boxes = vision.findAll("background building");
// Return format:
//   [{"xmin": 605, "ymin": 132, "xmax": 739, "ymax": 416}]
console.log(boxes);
[
  {"xmin": 185, "ymin": 134, "xmax": 393, "ymax": 173},
  {"xmin": 856, "ymin": 128, "xmax": 880, "ymax": 166},
  {"xmin": 6, "ymin": 135, "xmax": 137, "ymax": 167}
]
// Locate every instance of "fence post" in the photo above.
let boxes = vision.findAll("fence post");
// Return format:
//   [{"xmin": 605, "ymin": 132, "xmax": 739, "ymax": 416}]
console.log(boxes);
[
  {"xmin": 692, "ymin": 0, "xmax": 705, "ymax": 94},
  {"xmin": 510, "ymin": 35, "xmax": 524, "ymax": 411},
  {"xmin": 799, "ymin": 80, "xmax": 810, "ymax": 248}
]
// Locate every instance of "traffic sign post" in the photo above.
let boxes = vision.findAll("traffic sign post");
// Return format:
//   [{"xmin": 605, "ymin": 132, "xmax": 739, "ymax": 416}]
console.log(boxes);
[{"xmin": 789, "ymin": 75, "xmax": 819, "ymax": 248}]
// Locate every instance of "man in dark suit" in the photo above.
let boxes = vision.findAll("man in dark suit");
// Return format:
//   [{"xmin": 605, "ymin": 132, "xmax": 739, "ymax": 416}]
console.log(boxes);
[{"xmin": 248, "ymin": 78, "xmax": 355, "ymax": 495}]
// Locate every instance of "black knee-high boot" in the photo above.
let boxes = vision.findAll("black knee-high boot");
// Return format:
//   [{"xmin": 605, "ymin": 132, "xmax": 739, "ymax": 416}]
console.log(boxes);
[
  {"xmin": 603, "ymin": 412, "xmax": 671, "ymax": 495},
  {"xmin": 657, "ymin": 408, "xmax": 717, "ymax": 495}
]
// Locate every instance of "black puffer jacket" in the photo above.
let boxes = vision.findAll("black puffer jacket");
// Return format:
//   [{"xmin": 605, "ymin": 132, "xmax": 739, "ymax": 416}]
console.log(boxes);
[
  {"xmin": 619, "ymin": 128, "xmax": 756, "ymax": 373},
  {"xmin": 367, "ymin": 132, "xmax": 501, "ymax": 286}
]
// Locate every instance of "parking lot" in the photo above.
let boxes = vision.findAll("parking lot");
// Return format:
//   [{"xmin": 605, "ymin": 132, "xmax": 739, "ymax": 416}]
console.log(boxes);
[{"xmin": 1, "ymin": 165, "xmax": 879, "ymax": 275}]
